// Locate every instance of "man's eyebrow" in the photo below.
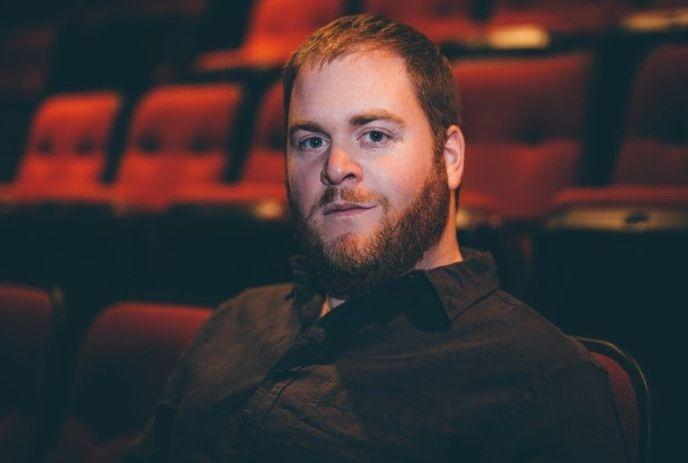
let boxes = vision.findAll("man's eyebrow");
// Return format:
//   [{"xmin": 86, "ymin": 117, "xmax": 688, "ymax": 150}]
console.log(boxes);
[
  {"xmin": 349, "ymin": 111, "xmax": 406, "ymax": 127},
  {"xmin": 288, "ymin": 121, "xmax": 326, "ymax": 139}
]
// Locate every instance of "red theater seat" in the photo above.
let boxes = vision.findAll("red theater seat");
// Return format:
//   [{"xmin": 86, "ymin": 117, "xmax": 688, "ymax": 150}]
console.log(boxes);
[
  {"xmin": 0, "ymin": 284, "xmax": 57, "ymax": 463},
  {"xmin": 552, "ymin": 44, "xmax": 688, "ymax": 212},
  {"xmin": 241, "ymin": 82, "xmax": 285, "ymax": 184},
  {"xmin": 0, "ymin": 92, "xmax": 121, "ymax": 204},
  {"xmin": 615, "ymin": 44, "xmax": 688, "ymax": 185},
  {"xmin": 174, "ymin": 81, "xmax": 287, "ymax": 206},
  {"xmin": 110, "ymin": 83, "xmax": 243, "ymax": 211},
  {"xmin": 576, "ymin": 337, "xmax": 651, "ymax": 463},
  {"xmin": 552, "ymin": 185, "xmax": 688, "ymax": 210},
  {"xmin": 454, "ymin": 53, "xmax": 592, "ymax": 220},
  {"xmin": 194, "ymin": 0, "xmax": 345, "ymax": 72},
  {"xmin": 0, "ymin": 26, "xmax": 56, "ymax": 183},
  {"xmin": 488, "ymin": 0, "xmax": 631, "ymax": 35},
  {"xmin": 362, "ymin": 0, "xmax": 481, "ymax": 44},
  {"xmin": 48, "ymin": 302, "xmax": 212, "ymax": 463}
]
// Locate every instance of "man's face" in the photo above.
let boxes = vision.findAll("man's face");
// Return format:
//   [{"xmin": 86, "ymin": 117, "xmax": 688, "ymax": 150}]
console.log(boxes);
[{"xmin": 286, "ymin": 49, "xmax": 449, "ymax": 297}]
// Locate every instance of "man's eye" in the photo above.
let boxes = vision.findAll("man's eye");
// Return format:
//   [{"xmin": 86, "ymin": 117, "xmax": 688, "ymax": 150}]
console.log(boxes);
[
  {"xmin": 299, "ymin": 136, "xmax": 326, "ymax": 150},
  {"xmin": 361, "ymin": 130, "xmax": 391, "ymax": 145},
  {"xmin": 368, "ymin": 131, "xmax": 386, "ymax": 142}
]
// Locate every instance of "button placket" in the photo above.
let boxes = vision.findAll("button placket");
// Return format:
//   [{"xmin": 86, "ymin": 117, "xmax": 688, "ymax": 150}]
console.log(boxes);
[{"xmin": 229, "ymin": 324, "xmax": 328, "ymax": 460}]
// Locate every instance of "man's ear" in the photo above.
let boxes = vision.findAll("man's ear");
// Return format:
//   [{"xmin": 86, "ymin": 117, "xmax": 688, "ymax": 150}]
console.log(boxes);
[{"xmin": 442, "ymin": 125, "xmax": 465, "ymax": 191}]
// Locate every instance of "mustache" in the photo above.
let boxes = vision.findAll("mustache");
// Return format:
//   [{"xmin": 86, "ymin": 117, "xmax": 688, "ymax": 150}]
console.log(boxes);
[{"xmin": 306, "ymin": 187, "xmax": 383, "ymax": 221}]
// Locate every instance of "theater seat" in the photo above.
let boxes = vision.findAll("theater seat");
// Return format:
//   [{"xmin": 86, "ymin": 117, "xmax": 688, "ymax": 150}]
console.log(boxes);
[
  {"xmin": 0, "ymin": 284, "xmax": 59, "ymax": 463},
  {"xmin": 194, "ymin": 0, "xmax": 345, "ymax": 73},
  {"xmin": 576, "ymin": 337, "xmax": 651, "ymax": 463},
  {"xmin": 241, "ymin": 81, "xmax": 285, "ymax": 185},
  {"xmin": 111, "ymin": 83, "xmax": 243, "ymax": 212},
  {"xmin": 362, "ymin": 0, "xmax": 481, "ymax": 44},
  {"xmin": 454, "ymin": 53, "xmax": 592, "ymax": 221},
  {"xmin": 0, "ymin": 92, "xmax": 121, "ymax": 205},
  {"xmin": 48, "ymin": 302, "xmax": 212, "ymax": 463},
  {"xmin": 174, "ymin": 80, "xmax": 287, "ymax": 206},
  {"xmin": 0, "ymin": 26, "xmax": 55, "ymax": 99},
  {"xmin": 551, "ymin": 44, "xmax": 688, "ymax": 212},
  {"xmin": 149, "ymin": 82, "xmax": 290, "ymax": 305},
  {"xmin": 488, "ymin": 0, "xmax": 631, "ymax": 35},
  {"xmin": 615, "ymin": 44, "xmax": 688, "ymax": 185}
]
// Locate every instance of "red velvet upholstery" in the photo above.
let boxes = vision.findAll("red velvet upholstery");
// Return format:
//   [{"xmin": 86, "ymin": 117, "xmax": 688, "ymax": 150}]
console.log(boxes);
[
  {"xmin": 173, "ymin": 81, "xmax": 287, "ymax": 206},
  {"xmin": 48, "ymin": 302, "xmax": 212, "ymax": 463},
  {"xmin": 0, "ymin": 284, "xmax": 54, "ymax": 462},
  {"xmin": 616, "ymin": 139, "xmax": 688, "ymax": 185},
  {"xmin": 489, "ymin": 0, "xmax": 631, "ymax": 34},
  {"xmin": 592, "ymin": 353, "xmax": 639, "ymax": 461},
  {"xmin": 551, "ymin": 45, "xmax": 688, "ymax": 211},
  {"xmin": 363, "ymin": 0, "xmax": 480, "ymax": 43},
  {"xmin": 577, "ymin": 337, "xmax": 650, "ymax": 463},
  {"xmin": 194, "ymin": 0, "xmax": 345, "ymax": 72},
  {"xmin": 1, "ymin": 92, "xmax": 121, "ymax": 203},
  {"xmin": 615, "ymin": 44, "xmax": 688, "ymax": 185},
  {"xmin": 112, "ymin": 83, "xmax": 242, "ymax": 211},
  {"xmin": 454, "ymin": 53, "xmax": 591, "ymax": 220},
  {"xmin": 242, "ymin": 82, "xmax": 285, "ymax": 184},
  {"xmin": 552, "ymin": 184, "xmax": 688, "ymax": 210}
]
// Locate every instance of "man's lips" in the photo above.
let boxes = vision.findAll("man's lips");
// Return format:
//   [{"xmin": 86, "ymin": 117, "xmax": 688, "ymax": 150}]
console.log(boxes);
[{"xmin": 322, "ymin": 202, "xmax": 377, "ymax": 216}]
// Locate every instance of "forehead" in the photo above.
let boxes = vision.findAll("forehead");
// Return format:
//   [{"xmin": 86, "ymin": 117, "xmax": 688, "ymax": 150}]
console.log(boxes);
[{"xmin": 289, "ymin": 50, "xmax": 424, "ymax": 124}]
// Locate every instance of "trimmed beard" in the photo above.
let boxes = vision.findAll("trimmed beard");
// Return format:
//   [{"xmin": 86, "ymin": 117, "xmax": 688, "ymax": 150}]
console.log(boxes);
[{"xmin": 289, "ymin": 155, "xmax": 450, "ymax": 299}]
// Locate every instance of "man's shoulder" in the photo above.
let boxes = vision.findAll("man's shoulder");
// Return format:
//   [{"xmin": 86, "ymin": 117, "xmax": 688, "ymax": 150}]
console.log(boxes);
[
  {"xmin": 211, "ymin": 282, "xmax": 295, "ymax": 327},
  {"xmin": 184, "ymin": 282, "xmax": 298, "ymax": 356},
  {"xmin": 217, "ymin": 283, "xmax": 296, "ymax": 313},
  {"xmin": 457, "ymin": 288, "xmax": 598, "ymax": 379}
]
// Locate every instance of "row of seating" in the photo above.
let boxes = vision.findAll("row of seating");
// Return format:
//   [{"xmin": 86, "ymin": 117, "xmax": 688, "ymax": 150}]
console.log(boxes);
[
  {"xmin": 2, "ymin": 43, "xmax": 686, "ymax": 223},
  {"xmin": 0, "ymin": 283, "xmax": 211, "ymax": 462},
  {"xmin": 2, "ymin": 2, "xmax": 686, "ymax": 191},
  {"xmin": 0, "ymin": 282, "xmax": 651, "ymax": 463},
  {"xmin": 197, "ymin": 0, "xmax": 688, "ymax": 72},
  {"xmin": 0, "ymin": 80, "xmax": 284, "ymax": 212},
  {"xmin": 4, "ymin": 0, "xmax": 686, "ymax": 98},
  {"xmin": 4, "ymin": 0, "xmax": 687, "ymax": 98}
]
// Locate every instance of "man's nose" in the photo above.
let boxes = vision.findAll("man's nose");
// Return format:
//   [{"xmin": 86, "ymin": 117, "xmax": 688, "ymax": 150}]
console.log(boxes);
[{"xmin": 321, "ymin": 146, "xmax": 362, "ymax": 185}]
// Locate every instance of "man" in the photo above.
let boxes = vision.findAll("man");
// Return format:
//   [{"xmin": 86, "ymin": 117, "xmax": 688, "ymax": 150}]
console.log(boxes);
[{"xmin": 122, "ymin": 14, "xmax": 627, "ymax": 462}]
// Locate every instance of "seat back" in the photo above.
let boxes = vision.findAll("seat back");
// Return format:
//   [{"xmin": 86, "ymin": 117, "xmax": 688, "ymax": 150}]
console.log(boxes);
[
  {"xmin": 490, "ymin": 0, "xmax": 628, "ymax": 32},
  {"xmin": 615, "ymin": 44, "xmax": 688, "ymax": 185},
  {"xmin": 14, "ymin": 92, "xmax": 121, "ymax": 196},
  {"xmin": 49, "ymin": 302, "xmax": 212, "ymax": 463},
  {"xmin": 0, "ymin": 284, "xmax": 58, "ymax": 462},
  {"xmin": 453, "ymin": 53, "xmax": 592, "ymax": 219},
  {"xmin": 363, "ymin": 0, "xmax": 479, "ymax": 43},
  {"xmin": 242, "ymin": 81, "xmax": 285, "ymax": 184},
  {"xmin": 576, "ymin": 337, "xmax": 651, "ymax": 463},
  {"xmin": 246, "ymin": 0, "xmax": 345, "ymax": 45},
  {"xmin": 363, "ymin": 0, "xmax": 473, "ymax": 20},
  {"xmin": 115, "ymin": 84, "xmax": 242, "ymax": 206},
  {"xmin": 194, "ymin": 0, "xmax": 345, "ymax": 72}
]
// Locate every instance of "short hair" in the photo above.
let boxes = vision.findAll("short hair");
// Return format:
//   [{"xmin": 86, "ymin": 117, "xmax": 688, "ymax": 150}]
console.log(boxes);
[{"xmin": 282, "ymin": 14, "xmax": 460, "ymax": 156}]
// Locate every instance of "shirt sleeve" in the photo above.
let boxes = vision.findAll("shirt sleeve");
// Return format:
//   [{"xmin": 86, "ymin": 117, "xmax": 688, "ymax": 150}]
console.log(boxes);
[
  {"xmin": 487, "ymin": 361, "xmax": 630, "ymax": 463},
  {"xmin": 117, "ymin": 366, "xmax": 184, "ymax": 463}
]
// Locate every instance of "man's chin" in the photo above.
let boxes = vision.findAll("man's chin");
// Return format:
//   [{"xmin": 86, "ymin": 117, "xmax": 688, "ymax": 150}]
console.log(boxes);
[{"xmin": 323, "ymin": 233, "xmax": 376, "ymax": 268}]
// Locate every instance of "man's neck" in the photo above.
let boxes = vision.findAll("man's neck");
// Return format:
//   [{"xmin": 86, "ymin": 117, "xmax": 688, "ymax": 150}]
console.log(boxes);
[{"xmin": 319, "ymin": 233, "xmax": 463, "ymax": 318}]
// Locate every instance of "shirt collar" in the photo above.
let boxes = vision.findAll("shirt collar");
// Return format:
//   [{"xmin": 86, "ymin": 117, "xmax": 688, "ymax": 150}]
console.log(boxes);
[{"xmin": 288, "ymin": 248, "xmax": 500, "ymax": 331}]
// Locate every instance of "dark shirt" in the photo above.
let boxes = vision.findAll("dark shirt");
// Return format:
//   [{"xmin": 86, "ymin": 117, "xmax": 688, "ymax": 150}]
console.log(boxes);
[{"xmin": 121, "ymin": 249, "xmax": 628, "ymax": 462}]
